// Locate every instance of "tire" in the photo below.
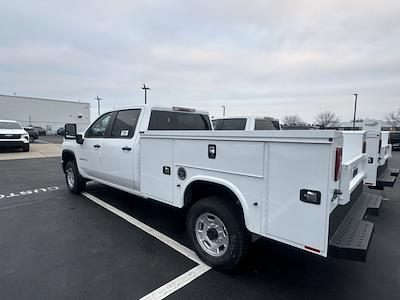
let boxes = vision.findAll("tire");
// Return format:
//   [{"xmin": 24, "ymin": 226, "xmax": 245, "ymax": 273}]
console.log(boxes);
[
  {"xmin": 187, "ymin": 196, "xmax": 250, "ymax": 270},
  {"xmin": 65, "ymin": 160, "xmax": 86, "ymax": 194},
  {"xmin": 23, "ymin": 144, "xmax": 30, "ymax": 152}
]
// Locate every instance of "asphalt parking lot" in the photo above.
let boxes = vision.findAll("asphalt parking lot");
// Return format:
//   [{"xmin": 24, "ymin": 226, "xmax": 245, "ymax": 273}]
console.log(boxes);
[{"xmin": 0, "ymin": 153, "xmax": 399, "ymax": 299}]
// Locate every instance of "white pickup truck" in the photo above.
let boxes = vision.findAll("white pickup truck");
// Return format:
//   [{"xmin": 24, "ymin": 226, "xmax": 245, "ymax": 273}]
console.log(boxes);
[{"xmin": 62, "ymin": 105, "xmax": 382, "ymax": 270}]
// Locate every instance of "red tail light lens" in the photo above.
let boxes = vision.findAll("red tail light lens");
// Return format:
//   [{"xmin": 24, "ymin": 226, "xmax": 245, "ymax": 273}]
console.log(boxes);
[
  {"xmin": 378, "ymin": 139, "xmax": 382, "ymax": 154},
  {"xmin": 335, "ymin": 147, "xmax": 343, "ymax": 181},
  {"xmin": 362, "ymin": 141, "xmax": 367, "ymax": 153}
]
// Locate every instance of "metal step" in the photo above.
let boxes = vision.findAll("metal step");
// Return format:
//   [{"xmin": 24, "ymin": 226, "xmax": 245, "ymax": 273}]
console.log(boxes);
[
  {"xmin": 376, "ymin": 169, "xmax": 396, "ymax": 188},
  {"xmin": 389, "ymin": 167, "xmax": 399, "ymax": 177},
  {"xmin": 329, "ymin": 192, "xmax": 382, "ymax": 262}
]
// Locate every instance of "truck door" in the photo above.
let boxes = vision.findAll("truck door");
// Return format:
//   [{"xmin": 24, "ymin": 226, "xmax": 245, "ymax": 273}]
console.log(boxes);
[
  {"xmin": 79, "ymin": 112, "xmax": 113, "ymax": 179},
  {"xmin": 101, "ymin": 109, "xmax": 141, "ymax": 189}
]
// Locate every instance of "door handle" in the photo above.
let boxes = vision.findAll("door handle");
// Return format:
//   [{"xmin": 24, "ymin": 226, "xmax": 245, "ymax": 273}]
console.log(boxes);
[
  {"xmin": 93, "ymin": 144, "xmax": 101, "ymax": 148},
  {"xmin": 122, "ymin": 146, "xmax": 132, "ymax": 151}
]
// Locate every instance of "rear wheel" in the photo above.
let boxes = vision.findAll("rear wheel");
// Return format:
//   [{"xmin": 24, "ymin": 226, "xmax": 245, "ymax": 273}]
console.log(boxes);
[
  {"xmin": 187, "ymin": 196, "xmax": 250, "ymax": 270},
  {"xmin": 65, "ymin": 160, "xmax": 86, "ymax": 193}
]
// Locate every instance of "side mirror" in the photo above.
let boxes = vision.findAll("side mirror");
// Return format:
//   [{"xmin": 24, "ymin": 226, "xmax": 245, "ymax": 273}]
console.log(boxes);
[
  {"xmin": 65, "ymin": 123, "xmax": 77, "ymax": 139},
  {"xmin": 76, "ymin": 134, "xmax": 84, "ymax": 145}
]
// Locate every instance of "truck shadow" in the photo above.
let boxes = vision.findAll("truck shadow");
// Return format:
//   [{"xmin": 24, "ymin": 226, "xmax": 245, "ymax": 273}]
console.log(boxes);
[{"xmin": 84, "ymin": 182, "xmax": 396, "ymax": 300}]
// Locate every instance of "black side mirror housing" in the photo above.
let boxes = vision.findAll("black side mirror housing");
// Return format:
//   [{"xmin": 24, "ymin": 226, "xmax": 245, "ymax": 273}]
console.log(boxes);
[
  {"xmin": 64, "ymin": 123, "xmax": 77, "ymax": 139},
  {"xmin": 76, "ymin": 134, "xmax": 84, "ymax": 145}
]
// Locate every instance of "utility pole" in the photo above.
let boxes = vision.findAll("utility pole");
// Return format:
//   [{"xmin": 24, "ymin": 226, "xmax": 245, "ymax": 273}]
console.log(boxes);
[
  {"xmin": 352, "ymin": 93, "xmax": 358, "ymax": 130},
  {"xmin": 221, "ymin": 106, "xmax": 226, "ymax": 117},
  {"xmin": 141, "ymin": 84, "xmax": 150, "ymax": 104},
  {"xmin": 95, "ymin": 96, "xmax": 102, "ymax": 116}
]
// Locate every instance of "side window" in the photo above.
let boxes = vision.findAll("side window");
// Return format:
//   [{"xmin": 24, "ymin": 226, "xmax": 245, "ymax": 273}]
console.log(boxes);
[
  {"xmin": 111, "ymin": 109, "xmax": 141, "ymax": 138},
  {"xmin": 222, "ymin": 119, "xmax": 247, "ymax": 130},
  {"xmin": 255, "ymin": 119, "xmax": 281, "ymax": 130},
  {"xmin": 255, "ymin": 119, "xmax": 275, "ymax": 130},
  {"xmin": 85, "ymin": 112, "xmax": 113, "ymax": 138},
  {"xmin": 212, "ymin": 119, "xmax": 223, "ymax": 130}
]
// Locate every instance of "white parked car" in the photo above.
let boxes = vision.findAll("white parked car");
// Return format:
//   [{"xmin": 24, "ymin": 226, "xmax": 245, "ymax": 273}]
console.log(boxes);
[
  {"xmin": 0, "ymin": 120, "xmax": 30, "ymax": 152},
  {"xmin": 62, "ymin": 105, "xmax": 382, "ymax": 270}
]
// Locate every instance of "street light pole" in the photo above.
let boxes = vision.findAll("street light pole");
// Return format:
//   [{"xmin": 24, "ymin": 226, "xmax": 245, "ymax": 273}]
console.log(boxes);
[
  {"xmin": 141, "ymin": 84, "xmax": 150, "ymax": 104},
  {"xmin": 95, "ymin": 96, "xmax": 102, "ymax": 116},
  {"xmin": 221, "ymin": 106, "xmax": 226, "ymax": 117},
  {"xmin": 352, "ymin": 93, "xmax": 358, "ymax": 130}
]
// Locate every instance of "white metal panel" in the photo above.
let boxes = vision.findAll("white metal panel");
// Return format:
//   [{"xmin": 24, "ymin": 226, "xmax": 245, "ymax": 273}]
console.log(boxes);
[
  {"xmin": 267, "ymin": 142, "xmax": 331, "ymax": 252},
  {"xmin": 172, "ymin": 139, "xmax": 264, "ymax": 178},
  {"xmin": 140, "ymin": 138, "xmax": 174, "ymax": 204},
  {"xmin": 342, "ymin": 131, "xmax": 365, "ymax": 162}
]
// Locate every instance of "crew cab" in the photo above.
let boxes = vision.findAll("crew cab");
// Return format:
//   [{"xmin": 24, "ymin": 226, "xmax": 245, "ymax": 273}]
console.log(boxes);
[
  {"xmin": 62, "ymin": 106, "xmax": 382, "ymax": 270},
  {"xmin": 212, "ymin": 116, "xmax": 280, "ymax": 131},
  {"xmin": 0, "ymin": 120, "xmax": 30, "ymax": 151}
]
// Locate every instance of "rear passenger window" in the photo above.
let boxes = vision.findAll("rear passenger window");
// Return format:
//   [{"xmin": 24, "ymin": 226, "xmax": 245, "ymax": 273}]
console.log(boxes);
[
  {"xmin": 148, "ymin": 111, "xmax": 211, "ymax": 130},
  {"xmin": 111, "ymin": 109, "xmax": 141, "ymax": 138}
]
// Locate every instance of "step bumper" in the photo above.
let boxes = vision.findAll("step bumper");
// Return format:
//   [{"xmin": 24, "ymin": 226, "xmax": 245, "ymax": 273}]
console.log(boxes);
[
  {"xmin": 329, "ymin": 192, "xmax": 382, "ymax": 262},
  {"xmin": 376, "ymin": 169, "xmax": 396, "ymax": 187}
]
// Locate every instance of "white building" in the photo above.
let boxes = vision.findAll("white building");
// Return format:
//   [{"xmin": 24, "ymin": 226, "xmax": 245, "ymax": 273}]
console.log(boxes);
[{"xmin": 0, "ymin": 94, "xmax": 90, "ymax": 133}]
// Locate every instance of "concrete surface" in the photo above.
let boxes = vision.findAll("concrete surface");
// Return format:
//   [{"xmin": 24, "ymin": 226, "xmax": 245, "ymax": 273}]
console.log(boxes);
[
  {"xmin": 0, "ymin": 144, "xmax": 61, "ymax": 160},
  {"xmin": 36, "ymin": 135, "xmax": 63, "ymax": 144},
  {"xmin": 0, "ymin": 152, "xmax": 399, "ymax": 299}
]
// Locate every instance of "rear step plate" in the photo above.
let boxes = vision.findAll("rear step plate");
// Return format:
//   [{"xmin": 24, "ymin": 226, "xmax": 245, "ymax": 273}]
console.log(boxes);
[
  {"xmin": 329, "ymin": 192, "xmax": 382, "ymax": 262},
  {"xmin": 389, "ymin": 167, "xmax": 399, "ymax": 177},
  {"xmin": 376, "ymin": 168, "xmax": 396, "ymax": 187}
]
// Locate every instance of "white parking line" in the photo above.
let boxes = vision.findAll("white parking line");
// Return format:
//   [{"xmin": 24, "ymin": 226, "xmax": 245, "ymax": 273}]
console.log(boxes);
[{"xmin": 81, "ymin": 192, "xmax": 211, "ymax": 299}]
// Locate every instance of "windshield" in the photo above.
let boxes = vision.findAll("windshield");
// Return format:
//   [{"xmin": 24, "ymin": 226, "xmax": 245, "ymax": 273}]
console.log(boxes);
[{"xmin": 0, "ymin": 122, "xmax": 22, "ymax": 129}]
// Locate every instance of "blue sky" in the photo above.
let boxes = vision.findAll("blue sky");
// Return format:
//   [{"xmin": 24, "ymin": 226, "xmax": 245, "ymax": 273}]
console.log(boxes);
[{"xmin": 1, "ymin": 0, "xmax": 399, "ymax": 122}]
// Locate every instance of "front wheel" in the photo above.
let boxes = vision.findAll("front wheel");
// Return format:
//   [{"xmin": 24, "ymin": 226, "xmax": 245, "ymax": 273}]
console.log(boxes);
[
  {"xmin": 65, "ymin": 160, "xmax": 86, "ymax": 193},
  {"xmin": 187, "ymin": 196, "xmax": 250, "ymax": 271},
  {"xmin": 23, "ymin": 144, "xmax": 30, "ymax": 152}
]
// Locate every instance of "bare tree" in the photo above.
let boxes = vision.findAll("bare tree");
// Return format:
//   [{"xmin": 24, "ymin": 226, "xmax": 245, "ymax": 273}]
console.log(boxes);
[
  {"xmin": 282, "ymin": 115, "xmax": 305, "ymax": 125},
  {"xmin": 315, "ymin": 111, "xmax": 340, "ymax": 128},
  {"xmin": 384, "ymin": 108, "xmax": 400, "ymax": 128}
]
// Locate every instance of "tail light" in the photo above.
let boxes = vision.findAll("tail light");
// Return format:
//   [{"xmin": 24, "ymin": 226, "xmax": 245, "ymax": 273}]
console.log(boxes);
[
  {"xmin": 335, "ymin": 147, "xmax": 343, "ymax": 181},
  {"xmin": 362, "ymin": 140, "xmax": 367, "ymax": 153},
  {"xmin": 378, "ymin": 139, "xmax": 382, "ymax": 154}
]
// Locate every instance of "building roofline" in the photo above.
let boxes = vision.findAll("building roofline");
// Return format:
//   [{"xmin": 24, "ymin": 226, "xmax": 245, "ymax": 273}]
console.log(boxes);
[{"xmin": 0, "ymin": 94, "xmax": 90, "ymax": 105}]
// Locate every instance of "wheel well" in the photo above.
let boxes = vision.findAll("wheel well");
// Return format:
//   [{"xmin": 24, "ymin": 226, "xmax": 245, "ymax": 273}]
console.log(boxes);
[
  {"xmin": 184, "ymin": 180, "xmax": 245, "ymax": 220},
  {"xmin": 62, "ymin": 150, "xmax": 76, "ymax": 171}
]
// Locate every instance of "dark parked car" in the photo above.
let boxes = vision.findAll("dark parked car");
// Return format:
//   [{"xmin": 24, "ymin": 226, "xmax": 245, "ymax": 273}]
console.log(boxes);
[
  {"xmin": 389, "ymin": 131, "xmax": 400, "ymax": 150},
  {"xmin": 57, "ymin": 127, "xmax": 65, "ymax": 136},
  {"xmin": 33, "ymin": 126, "xmax": 46, "ymax": 135},
  {"xmin": 23, "ymin": 127, "xmax": 39, "ymax": 142}
]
